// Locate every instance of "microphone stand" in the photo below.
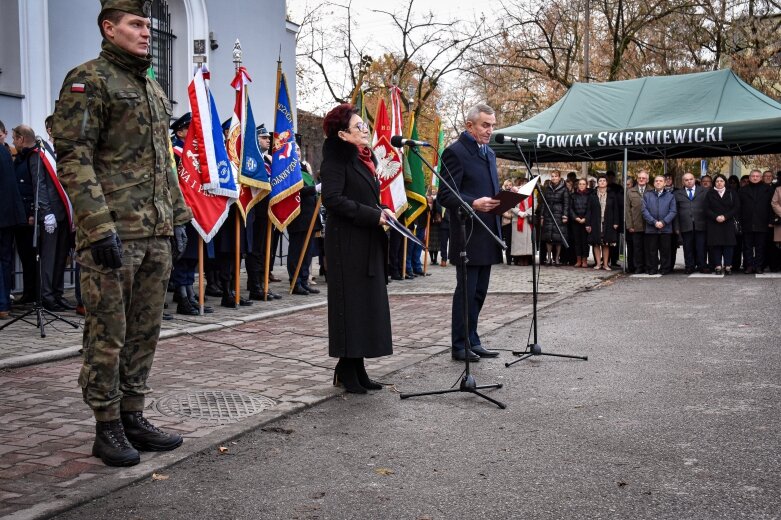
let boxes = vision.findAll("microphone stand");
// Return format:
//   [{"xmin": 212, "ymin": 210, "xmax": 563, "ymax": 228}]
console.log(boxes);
[
  {"xmin": 0, "ymin": 141, "xmax": 80, "ymax": 337},
  {"xmin": 399, "ymin": 145, "xmax": 506, "ymax": 409},
  {"xmin": 504, "ymin": 141, "xmax": 587, "ymax": 367}
]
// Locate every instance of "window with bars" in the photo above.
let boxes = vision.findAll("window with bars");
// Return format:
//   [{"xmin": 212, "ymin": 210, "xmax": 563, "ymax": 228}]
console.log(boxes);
[{"xmin": 150, "ymin": 0, "xmax": 176, "ymax": 102}]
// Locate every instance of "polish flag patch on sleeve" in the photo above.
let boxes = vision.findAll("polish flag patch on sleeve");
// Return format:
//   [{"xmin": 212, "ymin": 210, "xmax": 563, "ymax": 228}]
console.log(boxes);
[{"xmin": 70, "ymin": 83, "xmax": 86, "ymax": 93}]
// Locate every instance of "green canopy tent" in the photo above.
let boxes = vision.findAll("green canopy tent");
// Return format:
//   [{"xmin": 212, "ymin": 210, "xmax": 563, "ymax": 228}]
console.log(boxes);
[{"xmin": 491, "ymin": 69, "xmax": 781, "ymax": 163}]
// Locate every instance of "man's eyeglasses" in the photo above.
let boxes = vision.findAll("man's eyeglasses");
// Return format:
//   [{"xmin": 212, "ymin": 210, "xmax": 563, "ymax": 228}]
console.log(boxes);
[{"xmin": 349, "ymin": 121, "xmax": 369, "ymax": 133}]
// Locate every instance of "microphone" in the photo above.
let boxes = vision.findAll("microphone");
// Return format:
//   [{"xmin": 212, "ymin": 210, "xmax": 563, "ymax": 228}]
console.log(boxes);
[
  {"xmin": 390, "ymin": 135, "xmax": 432, "ymax": 148},
  {"xmin": 494, "ymin": 133, "xmax": 530, "ymax": 144}
]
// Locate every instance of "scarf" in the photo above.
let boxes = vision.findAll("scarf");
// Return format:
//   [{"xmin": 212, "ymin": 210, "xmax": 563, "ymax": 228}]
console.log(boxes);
[
  {"xmin": 357, "ymin": 145, "xmax": 376, "ymax": 177},
  {"xmin": 597, "ymin": 189, "xmax": 607, "ymax": 222},
  {"xmin": 716, "ymin": 187, "xmax": 726, "ymax": 197}
]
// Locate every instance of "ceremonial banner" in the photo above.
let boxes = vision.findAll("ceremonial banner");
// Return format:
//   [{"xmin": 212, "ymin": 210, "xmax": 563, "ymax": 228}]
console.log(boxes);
[
  {"xmin": 403, "ymin": 114, "xmax": 427, "ymax": 225},
  {"xmin": 371, "ymin": 97, "xmax": 407, "ymax": 216},
  {"xmin": 187, "ymin": 67, "xmax": 238, "ymax": 198},
  {"xmin": 175, "ymin": 133, "xmax": 233, "ymax": 242},
  {"xmin": 269, "ymin": 72, "xmax": 303, "ymax": 230}
]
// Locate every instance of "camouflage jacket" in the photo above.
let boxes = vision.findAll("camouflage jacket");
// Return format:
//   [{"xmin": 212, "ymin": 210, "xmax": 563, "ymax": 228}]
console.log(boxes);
[{"xmin": 52, "ymin": 40, "xmax": 192, "ymax": 251}]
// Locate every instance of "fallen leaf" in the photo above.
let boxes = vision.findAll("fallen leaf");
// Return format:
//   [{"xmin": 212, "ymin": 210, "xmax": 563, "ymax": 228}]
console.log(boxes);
[
  {"xmin": 151, "ymin": 473, "xmax": 169, "ymax": 481},
  {"xmin": 617, "ymin": 481, "xmax": 628, "ymax": 487},
  {"xmin": 218, "ymin": 446, "xmax": 229, "ymax": 454},
  {"xmin": 375, "ymin": 468, "xmax": 395, "ymax": 476},
  {"xmin": 388, "ymin": 384, "xmax": 401, "ymax": 394}
]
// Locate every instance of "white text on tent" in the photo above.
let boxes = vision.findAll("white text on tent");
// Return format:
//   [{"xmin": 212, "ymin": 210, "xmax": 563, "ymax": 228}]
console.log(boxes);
[{"xmin": 535, "ymin": 126, "xmax": 724, "ymax": 149}]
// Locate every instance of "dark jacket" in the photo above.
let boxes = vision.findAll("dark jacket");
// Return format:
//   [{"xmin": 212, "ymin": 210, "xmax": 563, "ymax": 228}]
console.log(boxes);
[
  {"xmin": 437, "ymin": 132, "xmax": 502, "ymax": 266},
  {"xmin": 539, "ymin": 181, "xmax": 570, "ymax": 243},
  {"xmin": 13, "ymin": 147, "xmax": 37, "ymax": 219},
  {"xmin": 321, "ymin": 135, "xmax": 391, "ymax": 359},
  {"xmin": 738, "ymin": 181, "xmax": 774, "ymax": 233},
  {"xmin": 674, "ymin": 186, "xmax": 709, "ymax": 233},
  {"xmin": 586, "ymin": 189, "xmax": 620, "ymax": 245},
  {"xmin": 705, "ymin": 188, "xmax": 740, "ymax": 246},
  {"xmin": 642, "ymin": 189, "xmax": 677, "ymax": 234},
  {"xmin": 288, "ymin": 180, "xmax": 322, "ymax": 234},
  {"xmin": 1, "ymin": 145, "xmax": 27, "ymax": 228}
]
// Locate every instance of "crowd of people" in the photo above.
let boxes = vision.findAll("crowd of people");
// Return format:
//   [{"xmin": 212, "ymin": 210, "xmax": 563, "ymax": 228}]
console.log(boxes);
[{"xmin": 426, "ymin": 167, "xmax": 781, "ymax": 276}]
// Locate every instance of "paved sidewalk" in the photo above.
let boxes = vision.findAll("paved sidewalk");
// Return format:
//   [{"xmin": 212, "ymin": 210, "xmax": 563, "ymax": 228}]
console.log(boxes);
[
  {"xmin": 0, "ymin": 262, "xmax": 606, "ymax": 367},
  {"xmin": 0, "ymin": 263, "xmax": 614, "ymax": 520}
]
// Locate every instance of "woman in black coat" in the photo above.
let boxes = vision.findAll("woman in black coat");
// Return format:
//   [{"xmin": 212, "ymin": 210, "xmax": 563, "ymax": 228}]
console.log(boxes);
[
  {"xmin": 705, "ymin": 173, "xmax": 740, "ymax": 274},
  {"xmin": 586, "ymin": 176, "xmax": 620, "ymax": 270},
  {"xmin": 539, "ymin": 170, "xmax": 570, "ymax": 265},
  {"xmin": 569, "ymin": 178, "xmax": 592, "ymax": 267},
  {"xmin": 320, "ymin": 103, "xmax": 395, "ymax": 394}
]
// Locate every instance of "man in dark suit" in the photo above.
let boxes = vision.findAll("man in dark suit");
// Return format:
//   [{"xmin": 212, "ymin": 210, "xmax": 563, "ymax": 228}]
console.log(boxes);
[
  {"xmin": 674, "ymin": 172, "xmax": 709, "ymax": 274},
  {"xmin": 437, "ymin": 103, "xmax": 502, "ymax": 362},
  {"xmin": 738, "ymin": 169, "xmax": 774, "ymax": 274}
]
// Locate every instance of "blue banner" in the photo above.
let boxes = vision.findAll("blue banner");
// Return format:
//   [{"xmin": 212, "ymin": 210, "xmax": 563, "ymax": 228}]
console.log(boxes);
[{"xmin": 269, "ymin": 72, "xmax": 303, "ymax": 230}]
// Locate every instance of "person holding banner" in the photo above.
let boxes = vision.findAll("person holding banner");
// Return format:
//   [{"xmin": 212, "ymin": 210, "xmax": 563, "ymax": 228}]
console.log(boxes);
[
  {"xmin": 321, "ymin": 103, "xmax": 394, "ymax": 394},
  {"xmin": 53, "ymin": 0, "xmax": 192, "ymax": 467}
]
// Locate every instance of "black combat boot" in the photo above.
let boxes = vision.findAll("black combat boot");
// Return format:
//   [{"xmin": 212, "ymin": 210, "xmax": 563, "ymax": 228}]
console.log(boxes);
[
  {"xmin": 354, "ymin": 358, "xmax": 383, "ymax": 390},
  {"xmin": 121, "ymin": 411, "xmax": 184, "ymax": 451},
  {"xmin": 186, "ymin": 285, "xmax": 213, "ymax": 313},
  {"xmin": 176, "ymin": 286, "xmax": 199, "ymax": 315},
  {"xmin": 93, "ymin": 419, "xmax": 140, "ymax": 467}
]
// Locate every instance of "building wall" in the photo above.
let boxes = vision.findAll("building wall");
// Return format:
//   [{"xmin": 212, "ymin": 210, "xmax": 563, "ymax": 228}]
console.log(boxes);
[{"xmin": 0, "ymin": 0, "xmax": 298, "ymax": 146}]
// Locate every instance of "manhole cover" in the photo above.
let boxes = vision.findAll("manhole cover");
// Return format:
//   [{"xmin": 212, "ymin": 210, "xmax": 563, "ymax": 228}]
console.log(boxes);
[{"xmin": 153, "ymin": 390, "xmax": 275, "ymax": 424}]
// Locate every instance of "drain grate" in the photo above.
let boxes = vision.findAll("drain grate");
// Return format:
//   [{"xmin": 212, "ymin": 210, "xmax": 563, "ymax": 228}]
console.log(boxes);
[{"xmin": 153, "ymin": 390, "xmax": 275, "ymax": 424}]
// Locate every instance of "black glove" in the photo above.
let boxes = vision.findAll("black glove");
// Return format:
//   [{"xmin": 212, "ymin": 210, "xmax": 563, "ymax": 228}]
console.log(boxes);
[
  {"xmin": 90, "ymin": 234, "xmax": 123, "ymax": 269},
  {"xmin": 171, "ymin": 225, "xmax": 188, "ymax": 261}
]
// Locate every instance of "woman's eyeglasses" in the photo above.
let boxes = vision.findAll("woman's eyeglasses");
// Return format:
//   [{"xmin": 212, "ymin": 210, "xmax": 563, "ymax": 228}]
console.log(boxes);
[{"xmin": 349, "ymin": 121, "xmax": 370, "ymax": 133}]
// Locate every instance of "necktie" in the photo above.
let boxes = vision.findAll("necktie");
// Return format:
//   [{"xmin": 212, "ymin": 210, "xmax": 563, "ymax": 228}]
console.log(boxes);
[
  {"xmin": 478, "ymin": 145, "xmax": 486, "ymax": 158},
  {"xmin": 688, "ymin": 188, "xmax": 693, "ymax": 200}
]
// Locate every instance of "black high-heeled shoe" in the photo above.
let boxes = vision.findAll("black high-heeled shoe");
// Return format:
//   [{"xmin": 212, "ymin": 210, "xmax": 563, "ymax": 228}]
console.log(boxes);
[
  {"xmin": 354, "ymin": 358, "xmax": 383, "ymax": 390},
  {"xmin": 333, "ymin": 358, "xmax": 367, "ymax": 394}
]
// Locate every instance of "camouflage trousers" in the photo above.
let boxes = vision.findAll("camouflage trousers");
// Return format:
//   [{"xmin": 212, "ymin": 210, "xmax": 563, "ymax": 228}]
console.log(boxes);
[{"xmin": 77, "ymin": 237, "xmax": 172, "ymax": 421}]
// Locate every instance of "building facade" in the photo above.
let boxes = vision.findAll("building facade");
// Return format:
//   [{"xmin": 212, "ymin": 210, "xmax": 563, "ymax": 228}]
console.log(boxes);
[{"xmin": 0, "ymin": 0, "xmax": 298, "ymax": 138}]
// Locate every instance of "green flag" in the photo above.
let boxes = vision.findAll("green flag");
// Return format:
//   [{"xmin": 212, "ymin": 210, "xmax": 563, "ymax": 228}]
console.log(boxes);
[{"xmin": 403, "ymin": 114, "xmax": 427, "ymax": 226}]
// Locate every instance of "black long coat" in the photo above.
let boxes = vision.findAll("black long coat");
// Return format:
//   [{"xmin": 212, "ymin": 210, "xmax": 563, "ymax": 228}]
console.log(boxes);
[
  {"xmin": 540, "ymin": 181, "xmax": 570, "ymax": 243},
  {"xmin": 321, "ymin": 136, "xmax": 392, "ymax": 359},
  {"xmin": 0, "ymin": 145, "xmax": 27, "ymax": 229},
  {"xmin": 738, "ymin": 182, "xmax": 774, "ymax": 233},
  {"xmin": 586, "ymin": 190, "xmax": 620, "ymax": 245},
  {"xmin": 705, "ymin": 188, "xmax": 740, "ymax": 246}
]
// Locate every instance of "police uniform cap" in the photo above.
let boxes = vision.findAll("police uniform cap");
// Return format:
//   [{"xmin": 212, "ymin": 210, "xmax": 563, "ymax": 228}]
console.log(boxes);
[
  {"xmin": 170, "ymin": 112, "xmax": 192, "ymax": 132},
  {"xmin": 99, "ymin": 0, "xmax": 152, "ymax": 18},
  {"xmin": 257, "ymin": 124, "xmax": 270, "ymax": 137}
]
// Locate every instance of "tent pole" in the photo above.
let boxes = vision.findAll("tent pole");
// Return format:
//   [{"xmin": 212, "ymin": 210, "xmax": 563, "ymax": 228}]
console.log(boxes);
[{"xmin": 622, "ymin": 147, "xmax": 628, "ymax": 273}]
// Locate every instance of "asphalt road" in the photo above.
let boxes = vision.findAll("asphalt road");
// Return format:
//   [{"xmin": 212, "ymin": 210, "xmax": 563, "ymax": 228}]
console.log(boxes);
[{"xmin": 53, "ymin": 275, "xmax": 781, "ymax": 520}]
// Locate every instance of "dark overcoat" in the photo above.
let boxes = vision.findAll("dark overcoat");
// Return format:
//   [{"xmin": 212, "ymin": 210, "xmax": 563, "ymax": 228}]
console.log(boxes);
[
  {"xmin": 674, "ymin": 186, "xmax": 709, "ymax": 233},
  {"xmin": 321, "ymin": 136, "xmax": 392, "ymax": 359},
  {"xmin": 437, "ymin": 133, "xmax": 502, "ymax": 266},
  {"xmin": 586, "ymin": 190, "xmax": 620, "ymax": 245},
  {"xmin": 738, "ymin": 182, "xmax": 774, "ymax": 233},
  {"xmin": 705, "ymin": 188, "xmax": 740, "ymax": 246},
  {"xmin": 539, "ymin": 181, "xmax": 570, "ymax": 243},
  {"xmin": 0, "ymin": 145, "xmax": 27, "ymax": 229}
]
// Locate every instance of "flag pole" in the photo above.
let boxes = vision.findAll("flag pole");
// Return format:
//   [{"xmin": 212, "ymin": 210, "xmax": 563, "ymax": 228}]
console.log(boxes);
[
  {"xmin": 289, "ymin": 197, "xmax": 321, "ymax": 294},
  {"xmin": 233, "ymin": 41, "xmax": 243, "ymax": 306},
  {"xmin": 198, "ymin": 237, "xmax": 204, "ymax": 315},
  {"xmin": 265, "ymin": 58, "xmax": 283, "ymax": 302},
  {"xmin": 402, "ymin": 237, "xmax": 408, "ymax": 278},
  {"xmin": 422, "ymin": 208, "xmax": 431, "ymax": 275}
]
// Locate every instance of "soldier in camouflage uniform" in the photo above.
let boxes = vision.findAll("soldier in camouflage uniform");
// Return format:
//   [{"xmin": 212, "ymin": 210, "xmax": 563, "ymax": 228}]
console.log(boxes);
[{"xmin": 52, "ymin": 0, "xmax": 192, "ymax": 467}]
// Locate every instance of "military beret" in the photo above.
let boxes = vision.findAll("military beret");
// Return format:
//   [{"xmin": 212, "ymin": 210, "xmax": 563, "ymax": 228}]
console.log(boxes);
[
  {"xmin": 99, "ymin": 0, "xmax": 152, "ymax": 18},
  {"xmin": 257, "ymin": 124, "xmax": 270, "ymax": 137},
  {"xmin": 170, "ymin": 112, "xmax": 192, "ymax": 132}
]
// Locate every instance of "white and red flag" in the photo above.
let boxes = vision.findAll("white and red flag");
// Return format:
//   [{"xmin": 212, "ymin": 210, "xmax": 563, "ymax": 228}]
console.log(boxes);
[{"xmin": 372, "ymin": 97, "xmax": 407, "ymax": 216}]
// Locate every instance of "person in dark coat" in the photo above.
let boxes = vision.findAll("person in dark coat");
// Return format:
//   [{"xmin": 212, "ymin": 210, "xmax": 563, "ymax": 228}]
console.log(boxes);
[
  {"xmin": 569, "ymin": 178, "xmax": 592, "ymax": 267},
  {"xmin": 674, "ymin": 172, "xmax": 710, "ymax": 274},
  {"xmin": 586, "ymin": 176, "xmax": 620, "ymax": 270},
  {"xmin": 539, "ymin": 170, "xmax": 570, "ymax": 265},
  {"xmin": 437, "ymin": 103, "xmax": 502, "ymax": 362},
  {"xmin": 738, "ymin": 169, "xmax": 774, "ymax": 274},
  {"xmin": 433, "ymin": 195, "xmax": 450, "ymax": 266},
  {"xmin": 642, "ymin": 174, "xmax": 678, "ymax": 275},
  {"xmin": 0, "ymin": 143, "xmax": 27, "ymax": 317},
  {"xmin": 705, "ymin": 174, "xmax": 740, "ymax": 274},
  {"xmin": 320, "ymin": 103, "xmax": 394, "ymax": 394},
  {"xmin": 287, "ymin": 142, "xmax": 322, "ymax": 295}
]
